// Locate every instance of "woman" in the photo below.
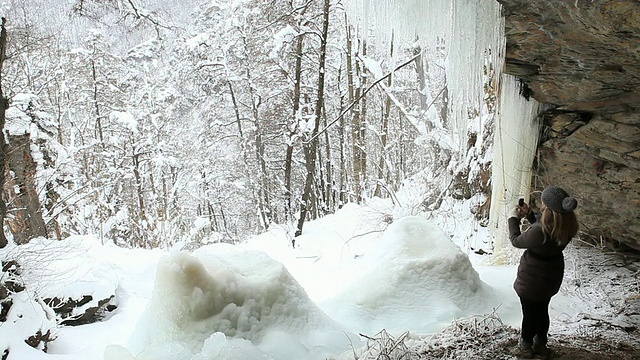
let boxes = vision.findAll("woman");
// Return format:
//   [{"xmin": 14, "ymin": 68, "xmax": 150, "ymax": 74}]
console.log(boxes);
[{"xmin": 508, "ymin": 186, "xmax": 579, "ymax": 358}]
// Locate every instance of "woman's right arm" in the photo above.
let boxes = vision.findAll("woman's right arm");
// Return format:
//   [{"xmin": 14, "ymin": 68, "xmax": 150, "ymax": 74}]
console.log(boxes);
[{"xmin": 509, "ymin": 220, "xmax": 545, "ymax": 248}]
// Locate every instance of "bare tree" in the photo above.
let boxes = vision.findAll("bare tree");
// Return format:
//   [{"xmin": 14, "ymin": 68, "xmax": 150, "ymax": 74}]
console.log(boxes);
[
  {"xmin": 228, "ymin": 79, "xmax": 263, "ymax": 227},
  {"xmin": 345, "ymin": 18, "xmax": 368, "ymax": 203},
  {"xmin": 284, "ymin": 6, "xmax": 307, "ymax": 221},
  {"xmin": 295, "ymin": 0, "xmax": 330, "ymax": 238},
  {"xmin": 374, "ymin": 32, "xmax": 394, "ymax": 198},
  {"xmin": 0, "ymin": 18, "xmax": 8, "ymax": 248}
]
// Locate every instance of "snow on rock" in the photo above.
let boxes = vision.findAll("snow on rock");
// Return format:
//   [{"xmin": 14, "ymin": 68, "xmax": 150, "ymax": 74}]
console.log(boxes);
[
  {"xmin": 126, "ymin": 39, "xmax": 162, "ymax": 62},
  {"xmin": 107, "ymin": 244, "xmax": 359, "ymax": 360},
  {"xmin": 322, "ymin": 216, "xmax": 499, "ymax": 335},
  {"xmin": 185, "ymin": 33, "xmax": 212, "ymax": 50},
  {"xmin": 3, "ymin": 237, "xmax": 120, "ymax": 310},
  {"xmin": 0, "ymin": 291, "xmax": 56, "ymax": 349},
  {"xmin": 0, "ymin": 235, "xmax": 150, "ymax": 360}
]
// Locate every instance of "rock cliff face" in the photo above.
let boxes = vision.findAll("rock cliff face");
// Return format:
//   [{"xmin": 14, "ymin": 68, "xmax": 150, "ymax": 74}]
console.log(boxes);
[{"xmin": 498, "ymin": 0, "xmax": 640, "ymax": 250}]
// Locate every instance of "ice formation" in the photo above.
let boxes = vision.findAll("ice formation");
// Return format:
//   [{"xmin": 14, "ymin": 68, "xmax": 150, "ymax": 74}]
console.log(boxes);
[
  {"xmin": 105, "ymin": 244, "xmax": 359, "ymax": 360},
  {"xmin": 489, "ymin": 75, "xmax": 541, "ymax": 261},
  {"xmin": 345, "ymin": 0, "xmax": 504, "ymax": 153}
]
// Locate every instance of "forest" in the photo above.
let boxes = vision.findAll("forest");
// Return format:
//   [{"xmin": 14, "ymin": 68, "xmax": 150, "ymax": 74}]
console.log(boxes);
[{"xmin": 0, "ymin": 0, "xmax": 496, "ymax": 249}]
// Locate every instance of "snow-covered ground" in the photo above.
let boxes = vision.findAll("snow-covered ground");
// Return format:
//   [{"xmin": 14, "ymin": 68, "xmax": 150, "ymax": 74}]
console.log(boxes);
[{"xmin": 1, "ymin": 197, "xmax": 639, "ymax": 360}]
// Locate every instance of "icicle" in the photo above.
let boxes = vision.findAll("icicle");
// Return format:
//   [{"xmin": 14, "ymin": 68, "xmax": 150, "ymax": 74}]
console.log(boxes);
[
  {"xmin": 344, "ymin": 0, "xmax": 504, "ymax": 153},
  {"xmin": 489, "ymin": 75, "xmax": 541, "ymax": 264}
]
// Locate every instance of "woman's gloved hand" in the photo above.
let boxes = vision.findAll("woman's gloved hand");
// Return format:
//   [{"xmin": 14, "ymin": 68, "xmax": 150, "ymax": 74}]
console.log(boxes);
[{"xmin": 510, "ymin": 206, "xmax": 521, "ymax": 219}]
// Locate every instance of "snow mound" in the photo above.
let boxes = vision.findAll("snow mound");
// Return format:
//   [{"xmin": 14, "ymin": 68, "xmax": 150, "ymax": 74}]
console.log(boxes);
[
  {"xmin": 325, "ymin": 216, "xmax": 498, "ymax": 334},
  {"xmin": 107, "ymin": 244, "xmax": 359, "ymax": 360}
]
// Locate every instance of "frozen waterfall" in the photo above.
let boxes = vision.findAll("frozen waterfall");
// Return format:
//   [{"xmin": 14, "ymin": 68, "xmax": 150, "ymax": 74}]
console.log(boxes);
[{"xmin": 347, "ymin": 0, "xmax": 541, "ymax": 258}]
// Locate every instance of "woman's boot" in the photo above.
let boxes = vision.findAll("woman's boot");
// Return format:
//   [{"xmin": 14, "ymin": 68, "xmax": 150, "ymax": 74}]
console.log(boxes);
[
  {"xmin": 513, "ymin": 338, "xmax": 534, "ymax": 359},
  {"xmin": 533, "ymin": 337, "xmax": 550, "ymax": 359}
]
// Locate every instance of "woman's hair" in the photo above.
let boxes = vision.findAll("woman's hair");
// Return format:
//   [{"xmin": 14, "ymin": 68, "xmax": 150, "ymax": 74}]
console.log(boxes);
[{"xmin": 540, "ymin": 204, "xmax": 579, "ymax": 246}]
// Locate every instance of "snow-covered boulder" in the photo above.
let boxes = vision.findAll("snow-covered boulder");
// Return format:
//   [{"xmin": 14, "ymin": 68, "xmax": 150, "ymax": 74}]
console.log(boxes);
[{"xmin": 0, "ymin": 259, "xmax": 57, "ymax": 359}]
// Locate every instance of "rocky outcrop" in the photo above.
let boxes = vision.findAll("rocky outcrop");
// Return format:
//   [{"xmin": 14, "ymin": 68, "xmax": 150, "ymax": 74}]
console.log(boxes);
[
  {"xmin": 45, "ymin": 294, "xmax": 117, "ymax": 326},
  {"xmin": 498, "ymin": 0, "xmax": 640, "ymax": 250},
  {"xmin": 1, "ymin": 258, "xmax": 116, "ymax": 359}
]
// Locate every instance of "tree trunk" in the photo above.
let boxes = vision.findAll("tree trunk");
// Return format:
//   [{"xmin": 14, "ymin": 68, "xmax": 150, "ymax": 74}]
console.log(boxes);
[
  {"xmin": 358, "ymin": 39, "xmax": 368, "ymax": 199},
  {"xmin": 207, "ymin": 201, "xmax": 218, "ymax": 232},
  {"xmin": 348, "ymin": 25, "xmax": 367, "ymax": 203},
  {"xmin": 0, "ymin": 18, "xmax": 7, "ymax": 248},
  {"xmin": 374, "ymin": 33, "xmax": 394, "ymax": 198},
  {"xmin": 337, "ymin": 65, "xmax": 347, "ymax": 207},
  {"xmin": 295, "ymin": 0, "xmax": 330, "ymax": 237},
  {"xmin": 228, "ymin": 80, "xmax": 265, "ymax": 231},
  {"xmin": 339, "ymin": 100, "xmax": 347, "ymax": 207},
  {"xmin": 284, "ymin": 141, "xmax": 294, "ymax": 219},
  {"xmin": 284, "ymin": 13, "xmax": 306, "ymax": 222},
  {"xmin": 218, "ymin": 200, "xmax": 228, "ymax": 236},
  {"xmin": 322, "ymin": 104, "xmax": 332, "ymax": 212},
  {"xmin": 414, "ymin": 43, "xmax": 428, "ymax": 111},
  {"xmin": 246, "ymin": 66, "xmax": 272, "ymax": 228},
  {"xmin": 131, "ymin": 150, "xmax": 151, "ymax": 247},
  {"xmin": 345, "ymin": 14, "xmax": 361, "ymax": 203},
  {"xmin": 5, "ymin": 134, "xmax": 47, "ymax": 244},
  {"xmin": 91, "ymin": 57, "xmax": 104, "ymax": 144},
  {"xmin": 160, "ymin": 172, "xmax": 168, "ymax": 221},
  {"xmin": 132, "ymin": 152, "xmax": 146, "ymax": 219},
  {"xmin": 398, "ymin": 108, "xmax": 406, "ymax": 188}
]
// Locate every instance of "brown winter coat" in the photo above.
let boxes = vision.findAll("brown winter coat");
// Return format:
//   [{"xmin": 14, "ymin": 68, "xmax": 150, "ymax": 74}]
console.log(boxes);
[{"xmin": 508, "ymin": 212, "xmax": 570, "ymax": 302}]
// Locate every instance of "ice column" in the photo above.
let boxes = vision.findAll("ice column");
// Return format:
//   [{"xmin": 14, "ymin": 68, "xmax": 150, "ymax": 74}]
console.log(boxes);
[{"xmin": 489, "ymin": 75, "xmax": 541, "ymax": 263}]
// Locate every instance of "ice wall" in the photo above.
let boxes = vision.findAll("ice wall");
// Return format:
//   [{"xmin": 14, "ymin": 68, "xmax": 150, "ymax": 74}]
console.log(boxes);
[
  {"xmin": 346, "ymin": 1, "xmax": 541, "ymax": 256},
  {"xmin": 346, "ymin": 0, "xmax": 504, "ymax": 153}
]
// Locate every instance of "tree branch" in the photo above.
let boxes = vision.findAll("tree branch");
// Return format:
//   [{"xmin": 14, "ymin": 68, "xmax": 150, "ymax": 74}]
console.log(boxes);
[{"xmin": 305, "ymin": 52, "xmax": 420, "ymax": 143}]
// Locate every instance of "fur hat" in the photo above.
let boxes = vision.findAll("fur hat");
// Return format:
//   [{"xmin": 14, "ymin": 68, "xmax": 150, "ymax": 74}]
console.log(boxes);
[{"xmin": 541, "ymin": 186, "xmax": 577, "ymax": 214}]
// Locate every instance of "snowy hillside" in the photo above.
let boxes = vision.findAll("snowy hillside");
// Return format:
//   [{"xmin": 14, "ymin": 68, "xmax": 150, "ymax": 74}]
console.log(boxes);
[{"xmin": 2, "ymin": 193, "xmax": 639, "ymax": 359}]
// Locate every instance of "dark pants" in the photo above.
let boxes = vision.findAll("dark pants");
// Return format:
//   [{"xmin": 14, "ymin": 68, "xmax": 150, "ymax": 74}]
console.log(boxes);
[{"xmin": 519, "ymin": 297, "xmax": 551, "ymax": 345}]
